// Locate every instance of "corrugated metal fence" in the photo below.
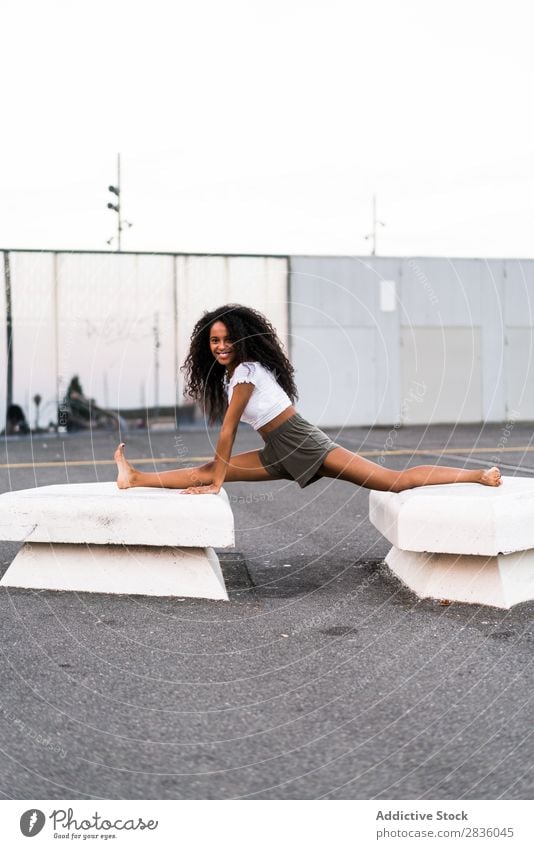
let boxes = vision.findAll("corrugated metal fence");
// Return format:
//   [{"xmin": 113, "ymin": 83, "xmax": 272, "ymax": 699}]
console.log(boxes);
[
  {"xmin": 1, "ymin": 250, "xmax": 533, "ymax": 428},
  {"xmin": 290, "ymin": 256, "xmax": 534, "ymax": 427},
  {"xmin": 0, "ymin": 251, "xmax": 288, "ymax": 429}
]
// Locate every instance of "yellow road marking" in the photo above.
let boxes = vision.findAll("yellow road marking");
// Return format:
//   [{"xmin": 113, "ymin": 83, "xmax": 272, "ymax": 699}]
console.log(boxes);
[
  {"xmin": 0, "ymin": 457, "xmax": 213, "ymax": 470},
  {"xmin": 0, "ymin": 444, "xmax": 532, "ymax": 470}
]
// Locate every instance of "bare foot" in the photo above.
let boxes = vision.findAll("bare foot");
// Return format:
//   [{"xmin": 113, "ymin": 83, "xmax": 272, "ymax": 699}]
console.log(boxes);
[
  {"xmin": 479, "ymin": 466, "xmax": 502, "ymax": 487},
  {"xmin": 114, "ymin": 442, "xmax": 137, "ymax": 489}
]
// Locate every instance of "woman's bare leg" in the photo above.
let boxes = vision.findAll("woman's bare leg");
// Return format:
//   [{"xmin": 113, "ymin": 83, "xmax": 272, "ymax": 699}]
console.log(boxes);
[
  {"xmin": 318, "ymin": 446, "xmax": 502, "ymax": 491},
  {"xmin": 114, "ymin": 443, "xmax": 280, "ymax": 489}
]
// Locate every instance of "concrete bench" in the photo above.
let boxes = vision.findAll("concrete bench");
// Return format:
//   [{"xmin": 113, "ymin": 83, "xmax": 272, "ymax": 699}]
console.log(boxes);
[
  {"xmin": 369, "ymin": 476, "xmax": 534, "ymax": 609},
  {"xmin": 0, "ymin": 482, "xmax": 234, "ymax": 600}
]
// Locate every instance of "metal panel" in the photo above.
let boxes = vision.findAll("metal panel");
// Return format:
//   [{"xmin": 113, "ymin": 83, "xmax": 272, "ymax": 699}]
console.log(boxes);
[
  {"xmin": 8, "ymin": 251, "xmax": 56, "ymax": 429},
  {"xmin": 290, "ymin": 257, "xmax": 380, "ymax": 327},
  {"xmin": 0, "ymin": 256, "xmax": 6, "ymax": 426},
  {"xmin": 399, "ymin": 258, "xmax": 483, "ymax": 326},
  {"xmin": 504, "ymin": 261, "xmax": 534, "ymax": 327},
  {"xmin": 2, "ymin": 251, "xmax": 288, "ymax": 424},
  {"xmin": 175, "ymin": 256, "xmax": 288, "ymax": 402},
  {"xmin": 480, "ymin": 260, "xmax": 506, "ymax": 422},
  {"xmin": 292, "ymin": 326, "xmax": 376, "ymax": 429},
  {"xmin": 56, "ymin": 252, "xmax": 175, "ymax": 411},
  {"xmin": 290, "ymin": 256, "xmax": 401, "ymax": 426},
  {"xmin": 400, "ymin": 326, "xmax": 482, "ymax": 424},
  {"xmin": 504, "ymin": 327, "xmax": 534, "ymax": 420}
]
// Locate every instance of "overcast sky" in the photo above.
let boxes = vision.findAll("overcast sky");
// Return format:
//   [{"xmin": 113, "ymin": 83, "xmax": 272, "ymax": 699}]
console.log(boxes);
[{"xmin": 0, "ymin": 0, "xmax": 532, "ymax": 258}]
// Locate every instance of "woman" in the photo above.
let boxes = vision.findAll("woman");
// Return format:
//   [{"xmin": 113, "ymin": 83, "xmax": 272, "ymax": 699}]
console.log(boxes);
[{"xmin": 115, "ymin": 304, "xmax": 502, "ymax": 493}]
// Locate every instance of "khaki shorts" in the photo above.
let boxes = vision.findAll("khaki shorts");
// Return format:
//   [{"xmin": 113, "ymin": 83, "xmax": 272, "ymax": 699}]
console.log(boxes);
[{"xmin": 258, "ymin": 413, "xmax": 340, "ymax": 488}]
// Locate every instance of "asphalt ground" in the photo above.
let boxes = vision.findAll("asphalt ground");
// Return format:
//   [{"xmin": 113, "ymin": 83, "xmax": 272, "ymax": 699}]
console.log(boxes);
[{"xmin": 1, "ymin": 421, "xmax": 534, "ymax": 800}]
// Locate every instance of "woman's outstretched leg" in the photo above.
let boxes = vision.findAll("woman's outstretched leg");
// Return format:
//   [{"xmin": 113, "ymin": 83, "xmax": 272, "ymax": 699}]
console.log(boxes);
[
  {"xmin": 319, "ymin": 446, "xmax": 502, "ymax": 491},
  {"xmin": 115, "ymin": 443, "xmax": 206, "ymax": 489},
  {"xmin": 114, "ymin": 443, "xmax": 280, "ymax": 489}
]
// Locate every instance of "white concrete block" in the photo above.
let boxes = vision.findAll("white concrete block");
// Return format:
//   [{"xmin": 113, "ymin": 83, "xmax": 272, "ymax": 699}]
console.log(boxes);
[
  {"xmin": 0, "ymin": 542, "xmax": 229, "ymax": 600},
  {"xmin": 369, "ymin": 476, "xmax": 534, "ymax": 556},
  {"xmin": 0, "ymin": 482, "xmax": 234, "ymax": 548},
  {"xmin": 385, "ymin": 546, "xmax": 534, "ymax": 610}
]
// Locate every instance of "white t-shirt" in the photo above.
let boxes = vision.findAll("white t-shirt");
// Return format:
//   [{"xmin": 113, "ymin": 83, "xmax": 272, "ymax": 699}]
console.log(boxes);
[{"xmin": 225, "ymin": 361, "xmax": 293, "ymax": 430}]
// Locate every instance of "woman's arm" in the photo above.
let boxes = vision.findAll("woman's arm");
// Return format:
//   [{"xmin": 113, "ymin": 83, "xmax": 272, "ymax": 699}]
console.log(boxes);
[{"xmin": 181, "ymin": 381, "xmax": 255, "ymax": 494}]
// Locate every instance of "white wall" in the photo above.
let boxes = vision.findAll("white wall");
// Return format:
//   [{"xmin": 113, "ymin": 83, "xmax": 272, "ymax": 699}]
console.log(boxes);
[
  {"xmin": 1, "ymin": 251, "xmax": 289, "ymax": 426},
  {"xmin": 290, "ymin": 256, "xmax": 401, "ymax": 427},
  {"xmin": 8, "ymin": 251, "xmax": 57, "ymax": 428},
  {"xmin": 290, "ymin": 256, "xmax": 534, "ymax": 426},
  {"xmin": 3, "ymin": 250, "xmax": 534, "ymax": 429},
  {"xmin": 175, "ymin": 255, "xmax": 288, "ymax": 403}
]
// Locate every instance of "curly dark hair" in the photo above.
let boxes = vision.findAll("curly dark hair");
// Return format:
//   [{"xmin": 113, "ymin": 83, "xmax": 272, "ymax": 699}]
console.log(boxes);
[{"xmin": 181, "ymin": 303, "xmax": 298, "ymax": 423}]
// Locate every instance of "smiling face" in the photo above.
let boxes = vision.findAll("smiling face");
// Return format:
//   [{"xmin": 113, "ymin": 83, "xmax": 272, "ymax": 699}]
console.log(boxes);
[{"xmin": 209, "ymin": 321, "xmax": 237, "ymax": 373}]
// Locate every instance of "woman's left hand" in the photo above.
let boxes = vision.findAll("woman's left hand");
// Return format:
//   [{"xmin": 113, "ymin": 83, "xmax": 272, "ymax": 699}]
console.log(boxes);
[{"xmin": 180, "ymin": 484, "xmax": 221, "ymax": 495}]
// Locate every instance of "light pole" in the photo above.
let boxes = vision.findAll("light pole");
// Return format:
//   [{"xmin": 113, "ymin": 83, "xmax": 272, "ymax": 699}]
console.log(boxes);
[
  {"xmin": 364, "ymin": 194, "xmax": 386, "ymax": 256},
  {"xmin": 107, "ymin": 153, "xmax": 132, "ymax": 251},
  {"xmin": 3, "ymin": 252, "xmax": 13, "ymax": 412},
  {"xmin": 153, "ymin": 312, "xmax": 160, "ymax": 418}
]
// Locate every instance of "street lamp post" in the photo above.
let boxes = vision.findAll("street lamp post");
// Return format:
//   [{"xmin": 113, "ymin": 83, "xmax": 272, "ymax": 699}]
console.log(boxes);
[
  {"xmin": 364, "ymin": 194, "xmax": 386, "ymax": 256},
  {"xmin": 153, "ymin": 312, "xmax": 160, "ymax": 419},
  {"xmin": 107, "ymin": 153, "xmax": 132, "ymax": 251},
  {"xmin": 3, "ymin": 251, "xmax": 13, "ymax": 411},
  {"xmin": 107, "ymin": 153, "xmax": 122, "ymax": 251}
]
